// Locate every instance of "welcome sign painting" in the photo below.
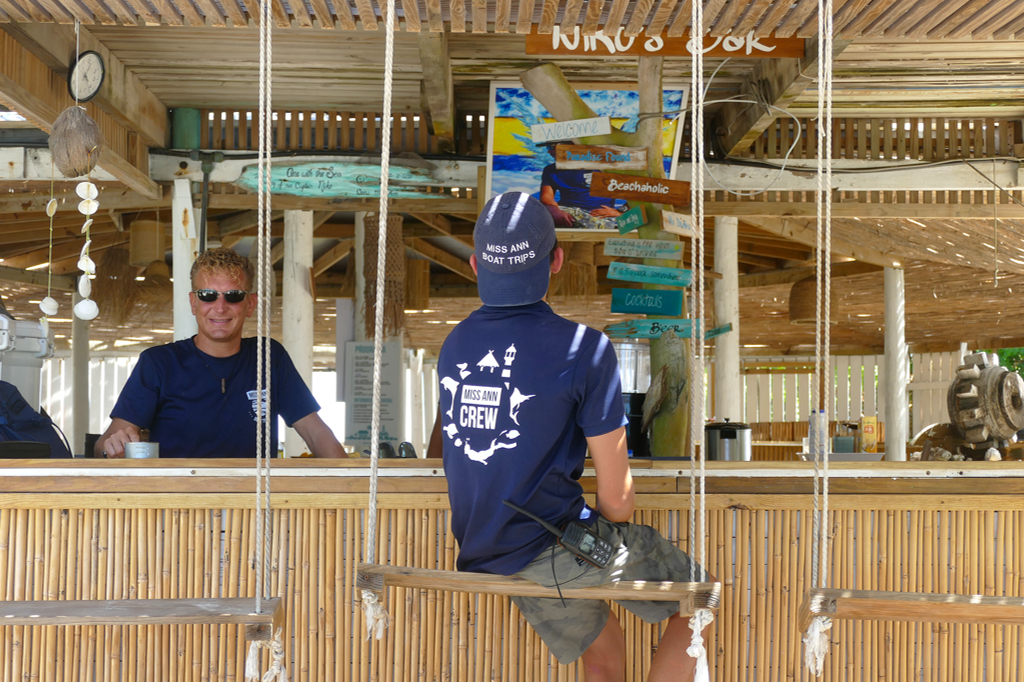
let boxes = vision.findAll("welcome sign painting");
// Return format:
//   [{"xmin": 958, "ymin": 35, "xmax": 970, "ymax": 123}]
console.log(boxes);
[{"xmin": 487, "ymin": 81, "xmax": 688, "ymax": 233}]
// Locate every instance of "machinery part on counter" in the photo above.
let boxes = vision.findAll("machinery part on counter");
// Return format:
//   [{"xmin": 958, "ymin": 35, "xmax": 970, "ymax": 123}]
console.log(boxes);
[{"xmin": 947, "ymin": 352, "xmax": 1024, "ymax": 449}]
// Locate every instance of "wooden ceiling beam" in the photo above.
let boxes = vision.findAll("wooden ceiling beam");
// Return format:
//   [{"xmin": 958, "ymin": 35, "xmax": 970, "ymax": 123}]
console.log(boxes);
[
  {"xmin": 737, "ymin": 216, "xmax": 903, "ymax": 269},
  {"xmin": 706, "ymin": 202, "xmax": 1024, "ymax": 219},
  {"xmin": 206, "ymin": 194, "xmax": 478, "ymax": 214},
  {"xmin": 406, "ymin": 238, "xmax": 476, "ymax": 282},
  {"xmin": 4, "ymin": 231, "xmax": 129, "ymax": 271},
  {"xmin": 0, "ymin": 264, "xmax": 76, "ymax": 290},
  {"xmin": 738, "ymin": 261, "xmax": 884, "ymax": 288},
  {"xmin": 417, "ymin": 32, "xmax": 455, "ymax": 153},
  {"xmin": 214, "ymin": 210, "xmax": 286, "ymax": 237},
  {"xmin": 0, "ymin": 32, "xmax": 159, "ymax": 199},
  {"xmin": 713, "ymin": 36, "xmax": 852, "ymax": 157},
  {"xmin": 0, "ymin": 24, "xmax": 169, "ymax": 147},
  {"xmin": 408, "ymin": 212, "xmax": 452, "ymax": 235},
  {"xmin": 312, "ymin": 239, "xmax": 354, "ymax": 276}
]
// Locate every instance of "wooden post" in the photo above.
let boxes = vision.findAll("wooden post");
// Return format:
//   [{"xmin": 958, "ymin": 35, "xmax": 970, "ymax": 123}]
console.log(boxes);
[
  {"xmin": 71, "ymin": 292, "xmax": 90, "ymax": 456},
  {"xmin": 354, "ymin": 212, "xmax": 368, "ymax": 342},
  {"xmin": 714, "ymin": 216, "xmax": 741, "ymax": 422},
  {"xmin": 283, "ymin": 210, "xmax": 315, "ymax": 457},
  {"xmin": 884, "ymin": 266, "xmax": 908, "ymax": 460},
  {"xmin": 171, "ymin": 178, "xmax": 199, "ymax": 341}
]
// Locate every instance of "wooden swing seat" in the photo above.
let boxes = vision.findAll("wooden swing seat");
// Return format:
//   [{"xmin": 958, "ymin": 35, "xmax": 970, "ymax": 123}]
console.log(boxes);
[
  {"xmin": 357, "ymin": 564, "xmax": 721, "ymax": 616},
  {"xmin": 0, "ymin": 597, "xmax": 283, "ymax": 640},
  {"xmin": 800, "ymin": 588, "xmax": 1024, "ymax": 629}
]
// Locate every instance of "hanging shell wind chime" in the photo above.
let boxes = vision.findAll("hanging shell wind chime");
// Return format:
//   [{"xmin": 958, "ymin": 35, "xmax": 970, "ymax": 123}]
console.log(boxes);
[{"xmin": 44, "ymin": 105, "xmax": 105, "ymax": 323}]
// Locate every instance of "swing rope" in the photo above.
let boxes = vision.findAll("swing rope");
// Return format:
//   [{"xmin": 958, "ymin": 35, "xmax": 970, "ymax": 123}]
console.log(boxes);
[
  {"xmin": 360, "ymin": 0, "xmax": 399, "ymax": 641},
  {"xmin": 246, "ymin": 2, "xmax": 286, "ymax": 679},
  {"xmin": 686, "ymin": 2, "xmax": 713, "ymax": 679},
  {"xmin": 803, "ymin": 0, "xmax": 835, "ymax": 674}
]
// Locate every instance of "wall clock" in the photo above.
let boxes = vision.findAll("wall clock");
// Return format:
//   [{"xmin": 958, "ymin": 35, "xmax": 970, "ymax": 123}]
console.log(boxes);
[{"xmin": 67, "ymin": 51, "xmax": 105, "ymax": 103}]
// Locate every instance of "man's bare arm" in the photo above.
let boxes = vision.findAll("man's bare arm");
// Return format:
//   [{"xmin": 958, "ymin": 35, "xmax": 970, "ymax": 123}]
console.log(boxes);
[
  {"xmin": 293, "ymin": 413, "xmax": 349, "ymax": 458},
  {"xmin": 587, "ymin": 426, "xmax": 635, "ymax": 522}
]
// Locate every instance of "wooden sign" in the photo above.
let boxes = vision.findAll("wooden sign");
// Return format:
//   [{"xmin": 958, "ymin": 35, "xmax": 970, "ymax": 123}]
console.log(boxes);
[
  {"xmin": 526, "ymin": 27, "xmax": 804, "ymax": 59},
  {"xmin": 604, "ymin": 320, "xmax": 733, "ymax": 340},
  {"xmin": 531, "ymin": 117, "xmax": 612, "ymax": 143},
  {"xmin": 556, "ymin": 144, "xmax": 648, "ymax": 171},
  {"xmin": 616, "ymin": 205, "xmax": 648, "ymax": 235},
  {"xmin": 590, "ymin": 172, "xmax": 690, "ymax": 207},
  {"xmin": 661, "ymin": 210, "xmax": 693, "ymax": 237},
  {"xmin": 608, "ymin": 262, "xmax": 691, "ymax": 287},
  {"xmin": 236, "ymin": 162, "xmax": 428, "ymax": 198},
  {"xmin": 604, "ymin": 238, "xmax": 682, "ymax": 260},
  {"xmin": 611, "ymin": 288, "xmax": 683, "ymax": 316}
]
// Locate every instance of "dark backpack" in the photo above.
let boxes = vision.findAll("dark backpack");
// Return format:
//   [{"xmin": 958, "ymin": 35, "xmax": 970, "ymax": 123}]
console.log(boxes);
[{"xmin": 0, "ymin": 381, "xmax": 72, "ymax": 458}]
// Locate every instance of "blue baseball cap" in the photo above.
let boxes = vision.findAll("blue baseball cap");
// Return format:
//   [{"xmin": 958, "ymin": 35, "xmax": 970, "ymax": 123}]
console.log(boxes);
[{"xmin": 474, "ymin": 192, "xmax": 557, "ymax": 307}]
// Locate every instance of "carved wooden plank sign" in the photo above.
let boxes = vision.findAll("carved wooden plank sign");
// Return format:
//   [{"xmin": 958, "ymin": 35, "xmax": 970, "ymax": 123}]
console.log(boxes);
[
  {"xmin": 604, "ymin": 320, "xmax": 733, "ymax": 340},
  {"xmin": 590, "ymin": 172, "xmax": 690, "ymax": 207},
  {"xmin": 556, "ymin": 144, "xmax": 648, "ymax": 171},
  {"xmin": 603, "ymin": 238, "xmax": 682, "ymax": 260},
  {"xmin": 530, "ymin": 117, "xmax": 612, "ymax": 143},
  {"xmin": 610, "ymin": 288, "xmax": 684, "ymax": 316},
  {"xmin": 236, "ymin": 163, "xmax": 429, "ymax": 198},
  {"xmin": 616, "ymin": 204, "xmax": 648, "ymax": 235},
  {"xmin": 526, "ymin": 27, "xmax": 805, "ymax": 59},
  {"xmin": 661, "ymin": 210, "xmax": 693, "ymax": 237},
  {"xmin": 608, "ymin": 262, "xmax": 692, "ymax": 287}
]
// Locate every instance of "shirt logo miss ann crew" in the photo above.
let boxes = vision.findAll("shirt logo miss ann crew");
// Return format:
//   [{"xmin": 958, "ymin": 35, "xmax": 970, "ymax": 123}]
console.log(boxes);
[{"xmin": 441, "ymin": 344, "xmax": 533, "ymax": 465}]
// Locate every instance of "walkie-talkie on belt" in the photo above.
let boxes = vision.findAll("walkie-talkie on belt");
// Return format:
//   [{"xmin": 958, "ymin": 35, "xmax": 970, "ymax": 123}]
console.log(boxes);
[{"xmin": 502, "ymin": 500, "xmax": 614, "ymax": 568}]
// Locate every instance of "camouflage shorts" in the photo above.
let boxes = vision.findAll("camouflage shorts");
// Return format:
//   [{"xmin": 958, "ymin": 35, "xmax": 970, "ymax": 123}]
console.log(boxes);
[
  {"xmin": 511, "ymin": 517, "xmax": 704, "ymax": 664},
  {"xmin": 558, "ymin": 205, "xmax": 618, "ymax": 230}
]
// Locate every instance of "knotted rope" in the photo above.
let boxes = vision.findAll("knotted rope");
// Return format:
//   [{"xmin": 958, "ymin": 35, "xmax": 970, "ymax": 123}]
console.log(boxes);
[
  {"xmin": 359, "ymin": 0, "xmax": 399, "ymax": 641},
  {"xmin": 805, "ymin": 0, "xmax": 835, "ymax": 674}
]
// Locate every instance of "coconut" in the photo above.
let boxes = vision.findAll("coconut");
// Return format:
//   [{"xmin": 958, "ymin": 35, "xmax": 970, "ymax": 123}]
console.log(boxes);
[{"xmin": 50, "ymin": 106, "xmax": 104, "ymax": 178}]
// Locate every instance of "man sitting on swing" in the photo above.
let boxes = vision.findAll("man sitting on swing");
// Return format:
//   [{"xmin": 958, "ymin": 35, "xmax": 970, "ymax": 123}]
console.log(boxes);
[{"xmin": 436, "ymin": 192, "xmax": 707, "ymax": 681}]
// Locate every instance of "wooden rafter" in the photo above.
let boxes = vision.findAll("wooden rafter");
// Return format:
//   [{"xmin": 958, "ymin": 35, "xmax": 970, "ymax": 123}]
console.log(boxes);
[
  {"xmin": 406, "ymin": 237, "xmax": 475, "ymax": 282},
  {"xmin": 0, "ymin": 32, "xmax": 159, "ymax": 199},
  {"xmin": 417, "ymin": 32, "xmax": 455, "ymax": 153},
  {"xmin": 737, "ymin": 216, "xmax": 902, "ymax": 269},
  {"xmin": 312, "ymin": 239, "xmax": 354, "ymax": 276},
  {"xmin": 713, "ymin": 36, "xmax": 852, "ymax": 157},
  {"xmin": 738, "ymin": 261, "xmax": 884, "ymax": 288}
]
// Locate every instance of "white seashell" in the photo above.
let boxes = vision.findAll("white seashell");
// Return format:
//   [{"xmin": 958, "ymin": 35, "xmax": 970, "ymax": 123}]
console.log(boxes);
[
  {"xmin": 78, "ymin": 275, "xmax": 92, "ymax": 298},
  {"xmin": 78, "ymin": 199, "xmax": 99, "ymax": 216},
  {"xmin": 39, "ymin": 317, "xmax": 49, "ymax": 339},
  {"xmin": 77, "ymin": 255, "xmax": 96, "ymax": 275},
  {"xmin": 79, "ymin": 239, "xmax": 91, "ymax": 258},
  {"xmin": 46, "ymin": 199, "xmax": 58, "ymax": 217},
  {"xmin": 73, "ymin": 299, "xmax": 99, "ymax": 321},
  {"xmin": 39, "ymin": 297, "xmax": 58, "ymax": 316},
  {"xmin": 75, "ymin": 181, "xmax": 98, "ymax": 200},
  {"xmin": 81, "ymin": 218, "xmax": 93, "ymax": 234}
]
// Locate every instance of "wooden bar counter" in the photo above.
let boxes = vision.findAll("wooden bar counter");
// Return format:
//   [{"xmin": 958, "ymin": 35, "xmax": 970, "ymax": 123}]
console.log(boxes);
[{"xmin": 2, "ymin": 459, "xmax": 1023, "ymax": 681}]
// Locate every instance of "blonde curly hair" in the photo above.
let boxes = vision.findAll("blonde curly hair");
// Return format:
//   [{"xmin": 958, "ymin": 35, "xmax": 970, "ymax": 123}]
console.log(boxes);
[{"xmin": 190, "ymin": 247, "xmax": 256, "ymax": 291}]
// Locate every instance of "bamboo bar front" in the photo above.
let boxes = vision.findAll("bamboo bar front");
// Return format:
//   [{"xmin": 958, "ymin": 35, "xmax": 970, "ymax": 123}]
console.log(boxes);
[{"xmin": 1, "ymin": 459, "xmax": 1023, "ymax": 681}]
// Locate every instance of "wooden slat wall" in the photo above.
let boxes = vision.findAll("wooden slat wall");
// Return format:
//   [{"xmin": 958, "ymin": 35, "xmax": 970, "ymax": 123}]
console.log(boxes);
[
  {"xmin": 2, "ymin": 485, "xmax": 1022, "ymax": 681},
  {"xmin": 197, "ymin": 109, "xmax": 453, "ymax": 155}
]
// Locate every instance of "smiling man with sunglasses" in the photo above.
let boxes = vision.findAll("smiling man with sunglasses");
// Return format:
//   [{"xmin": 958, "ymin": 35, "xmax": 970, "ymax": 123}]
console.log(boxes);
[{"xmin": 95, "ymin": 248, "xmax": 347, "ymax": 459}]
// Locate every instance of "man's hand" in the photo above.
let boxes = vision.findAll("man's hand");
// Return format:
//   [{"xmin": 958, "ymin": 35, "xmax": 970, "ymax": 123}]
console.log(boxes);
[
  {"xmin": 97, "ymin": 419, "xmax": 142, "ymax": 458},
  {"xmin": 591, "ymin": 206, "xmax": 622, "ymax": 218}
]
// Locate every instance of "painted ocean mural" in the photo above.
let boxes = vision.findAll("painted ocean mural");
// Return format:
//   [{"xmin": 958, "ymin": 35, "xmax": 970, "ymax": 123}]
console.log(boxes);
[{"xmin": 490, "ymin": 85, "xmax": 686, "ymax": 200}]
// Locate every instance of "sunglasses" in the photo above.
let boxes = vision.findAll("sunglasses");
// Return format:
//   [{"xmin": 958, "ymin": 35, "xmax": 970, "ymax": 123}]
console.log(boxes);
[{"xmin": 192, "ymin": 289, "xmax": 251, "ymax": 304}]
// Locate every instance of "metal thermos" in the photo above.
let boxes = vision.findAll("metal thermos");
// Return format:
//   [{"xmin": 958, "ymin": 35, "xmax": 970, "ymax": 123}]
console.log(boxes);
[{"xmin": 704, "ymin": 419, "xmax": 752, "ymax": 461}]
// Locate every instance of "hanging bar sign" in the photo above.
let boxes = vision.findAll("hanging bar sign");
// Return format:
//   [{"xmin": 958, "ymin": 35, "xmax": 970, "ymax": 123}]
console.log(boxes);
[
  {"xmin": 604, "ymin": 238, "xmax": 682, "ymax": 260},
  {"xmin": 604, "ymin": 320, "xmax": 733, "ymax": 340},
  {"xmin": 590, "ymin": 172, "xmax": 691, "ymax": 206},
  {"xmin": 608, "ymin": 262, "xmax": 692, "ymax": 287},
  {"xmin": 531, "ymin": 117, "xmax": 612, "ymax": 143},
  {"xmin": 616, "ymin": 205, "xmax": 648, "ymax": 234},
  {"xmin": 661, "ymin": 210, "xmax": 693, "ymax": 237},
  {"xmin": 556, "ymin": 144, "xmax": 649, "ymax": 171},
  {"xmin": 526, "ymin": 28, "xmax": 805, "ymax": 59},
  {"xmin": 610, "ymin": 288, "xmax": 684, "ymax": 316}
]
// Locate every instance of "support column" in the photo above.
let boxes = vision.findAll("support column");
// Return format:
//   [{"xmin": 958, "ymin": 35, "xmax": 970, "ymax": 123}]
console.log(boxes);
[
  {"xmin": 171, "ymin": 178, "xmax": 199, "ymax": 341},
  {"xmin": 283, "ymin": 209, "xmax": 314, "ymax": 457},
  {"xmin": 713, "ymin": 216, "xmax": 741, "ymax": 423},
  {"xmin": 71, "ymin": 292, "xmax": 90, "ymax": 456},
  {"xmin": 884, "ymin": 267, "xmax": 908, "ymax": 461}
]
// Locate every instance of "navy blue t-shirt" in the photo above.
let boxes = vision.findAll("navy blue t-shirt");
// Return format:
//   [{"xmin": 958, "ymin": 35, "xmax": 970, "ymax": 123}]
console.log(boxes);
[
  {"xmin": 438, "ymin": 302, "xmax": 627, "ymax": 574},
  {"xmin": 541, "ymin": 164, "xmax": 619, "ymax": 213},
  {"xmin": 111, "ymin": 337, "xmax": 320, "ymax": 458}
]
